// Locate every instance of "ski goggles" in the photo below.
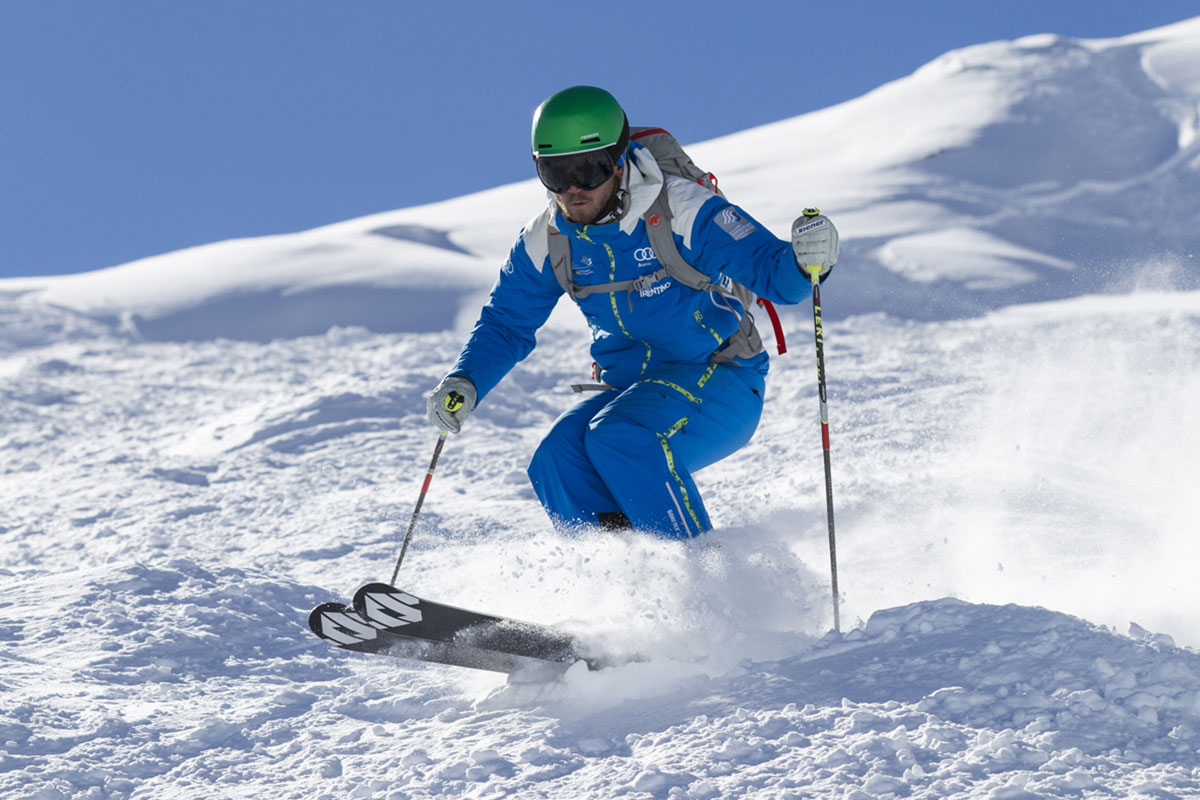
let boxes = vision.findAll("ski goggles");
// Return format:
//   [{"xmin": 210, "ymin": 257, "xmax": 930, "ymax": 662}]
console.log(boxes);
[{"xmin": 534, "ymin": 145, "xmax": 625, "ymax": 194}]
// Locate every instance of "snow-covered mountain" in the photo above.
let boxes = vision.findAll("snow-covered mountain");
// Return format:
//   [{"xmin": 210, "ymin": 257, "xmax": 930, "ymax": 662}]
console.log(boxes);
[
  {"xmin": 5, "ymin": 17, "xmax": 1200, "ymax": 344},
  {"xmin": 2, "ymin": 18, "xmax": 1199, "ymax": 800}
]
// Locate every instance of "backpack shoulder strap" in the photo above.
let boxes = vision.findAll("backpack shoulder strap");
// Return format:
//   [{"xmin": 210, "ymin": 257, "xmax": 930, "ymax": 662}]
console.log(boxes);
[
  {"xmin": 644, "ymin": 183, "xmax": 716, "ymax": 293},
  {"xmin": 644, "ymin": 182, "xmax": 765, "ymax": 363},
  {"xmin": 547, "ymin": 222, "xmax": 573, "ymax": 296}
]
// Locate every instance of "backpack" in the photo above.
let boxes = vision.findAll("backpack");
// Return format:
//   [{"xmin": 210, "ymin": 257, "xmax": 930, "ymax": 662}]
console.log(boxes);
[{"xmin": 546, "ymin": 126, "xmax": 786, "ymax": 381}]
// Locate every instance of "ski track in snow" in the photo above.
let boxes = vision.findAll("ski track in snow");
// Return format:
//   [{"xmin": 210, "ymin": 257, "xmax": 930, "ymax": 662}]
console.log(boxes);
[{"xmin": 2, "ymin": 289, "xmax": 1199, "ymax": 799}]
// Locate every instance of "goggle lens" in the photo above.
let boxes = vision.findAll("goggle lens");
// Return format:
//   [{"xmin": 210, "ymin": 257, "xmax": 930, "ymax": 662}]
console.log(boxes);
[{"xmin": 535, "ymin": 147, "xmax": 620, "ymax": 193}]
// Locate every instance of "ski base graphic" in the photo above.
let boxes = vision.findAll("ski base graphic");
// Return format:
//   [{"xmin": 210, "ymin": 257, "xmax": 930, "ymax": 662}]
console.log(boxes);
[{"xmin": 308, "ymin": 583, "xmax": 599, "ymax": 674}]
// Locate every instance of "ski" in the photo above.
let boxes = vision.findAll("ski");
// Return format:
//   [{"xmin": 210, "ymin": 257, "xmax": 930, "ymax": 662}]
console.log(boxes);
[{"xmin": 308, "ymin": 583, "xmax": 603, "ymax": 674}]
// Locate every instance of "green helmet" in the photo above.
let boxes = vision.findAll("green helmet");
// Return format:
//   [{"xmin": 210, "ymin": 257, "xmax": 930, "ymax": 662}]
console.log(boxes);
[{"xmin": 531, "ymin": 86, "xmax": 630, "ymax": 158}]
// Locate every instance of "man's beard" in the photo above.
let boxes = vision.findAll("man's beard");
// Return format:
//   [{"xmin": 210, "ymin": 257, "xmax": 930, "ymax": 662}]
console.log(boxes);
[{"xmin": 555, "ymin": 170, "xmax": 626, "ymax": 224}]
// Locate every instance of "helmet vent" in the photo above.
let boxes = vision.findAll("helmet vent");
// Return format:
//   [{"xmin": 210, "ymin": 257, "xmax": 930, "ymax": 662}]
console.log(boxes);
[{"xmin": 579, "ymin": 132, "xmax": 601, "ymax": 144}]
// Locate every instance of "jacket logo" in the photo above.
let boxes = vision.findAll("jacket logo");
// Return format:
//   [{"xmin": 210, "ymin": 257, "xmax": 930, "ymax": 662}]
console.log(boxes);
[
  {"xmin": 640, "ymin": 279, "xmax": 672, "ymax": 299},
  {"xmin": 717, "ymin": 206, "xmax": 757, "ymax": 241},
  {"xmin": 633, "ymin": 247, "xmax": 656, "ymax": 262}
]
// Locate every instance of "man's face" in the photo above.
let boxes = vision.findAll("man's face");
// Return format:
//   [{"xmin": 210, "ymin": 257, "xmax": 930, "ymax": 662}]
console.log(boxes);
[{"xmin": 553, "ymin": 166, "xmax": 623, "ymax": 224}]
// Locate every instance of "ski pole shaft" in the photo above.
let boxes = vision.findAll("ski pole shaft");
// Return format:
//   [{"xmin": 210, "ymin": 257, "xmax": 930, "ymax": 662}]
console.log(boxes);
[
  {"xmin": 389, "ymin": 431, "xmax": 448, "ymax": 584},
  {"xmin": 807, "ymin": 266, "xmax": 841, "ymax": 632}
]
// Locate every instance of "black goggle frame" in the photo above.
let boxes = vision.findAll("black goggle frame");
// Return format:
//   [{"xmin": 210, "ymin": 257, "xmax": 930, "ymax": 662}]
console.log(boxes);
[{"xmin": 534, "ymin": 144, "xmax": 626, "ymax": 193}]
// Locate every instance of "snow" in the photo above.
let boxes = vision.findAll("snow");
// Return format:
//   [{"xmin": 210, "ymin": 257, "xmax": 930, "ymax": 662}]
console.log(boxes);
[
  {"xmin": 872, "ymin": 227, "xmax": 1074, "ymax": 288},
  {"xmin": 3, "ymin": 18, "xmax": 1200, "ymax": 800}
]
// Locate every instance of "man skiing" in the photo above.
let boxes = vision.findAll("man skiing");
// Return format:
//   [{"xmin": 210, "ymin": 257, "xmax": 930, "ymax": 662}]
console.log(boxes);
[{"xmin": 427, "ymin": 86, "xmax": 838, "ymax": 539}]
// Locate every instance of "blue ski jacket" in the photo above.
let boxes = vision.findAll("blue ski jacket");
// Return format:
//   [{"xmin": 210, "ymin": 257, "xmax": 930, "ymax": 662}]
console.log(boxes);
[{"xmin": 450, "ymin": 143, "xmax": 811, "ymax": 399}]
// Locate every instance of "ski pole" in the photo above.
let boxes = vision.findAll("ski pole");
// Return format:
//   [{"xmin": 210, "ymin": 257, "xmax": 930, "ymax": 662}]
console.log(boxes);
[
  {"xmin": 806, "ymin": 264, "xmax": 841, "ymax": 633},
  {"xmin": 389, "ymin": 431, "xmax": 448, "ymax": 584}
]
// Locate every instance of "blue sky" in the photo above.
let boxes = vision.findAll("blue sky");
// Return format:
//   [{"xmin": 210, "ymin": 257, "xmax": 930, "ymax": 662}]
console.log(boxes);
[{"xmin": 3, "ymin": 1, "xmax": 1197, "ymax": 279}]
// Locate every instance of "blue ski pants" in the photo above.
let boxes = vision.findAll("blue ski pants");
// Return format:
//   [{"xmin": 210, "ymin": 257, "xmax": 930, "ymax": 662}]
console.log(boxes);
[{"xmin": 526, "ymin": 362, "xmax": 764, "ymax": 538}]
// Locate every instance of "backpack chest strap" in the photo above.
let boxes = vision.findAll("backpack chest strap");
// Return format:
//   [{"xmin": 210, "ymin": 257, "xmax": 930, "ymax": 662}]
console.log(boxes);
[
  {"xmin": 571, "ymin": 267, "xmax": 672, "ymax": 299},
  {"xmin": 548, "ymin": 218, "xmax": 673, "ymax": 302}
]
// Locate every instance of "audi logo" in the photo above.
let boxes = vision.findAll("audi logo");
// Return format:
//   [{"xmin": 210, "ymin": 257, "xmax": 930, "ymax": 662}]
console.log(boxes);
[{"xmin": 634, "ymin": 247, "xmax": 657, "ymax": 261}]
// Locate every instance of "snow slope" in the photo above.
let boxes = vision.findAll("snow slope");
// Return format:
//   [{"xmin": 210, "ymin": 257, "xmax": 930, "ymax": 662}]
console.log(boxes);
[{"xmin": 2, "ymin": 17, "xmax": 1200, "ymax": 800}]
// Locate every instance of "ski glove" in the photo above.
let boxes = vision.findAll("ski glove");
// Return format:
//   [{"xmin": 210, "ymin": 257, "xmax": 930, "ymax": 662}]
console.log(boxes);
[
  {"xmin": 792, "ymin": 208, "xmax": 839, "ymax": 282},
  {"xmin": 427, "ymin": 375, "xmax": 477, "ymax": 434}
]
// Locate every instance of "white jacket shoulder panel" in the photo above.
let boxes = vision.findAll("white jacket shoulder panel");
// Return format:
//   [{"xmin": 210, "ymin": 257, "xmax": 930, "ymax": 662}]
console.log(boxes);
[
  {"xmin": 520, "ymin": 207, "xmax": 555, "ymax": 273},
  {"xmin": 664, "ymin": 174, "xmax": 719, "ymax": 251}
]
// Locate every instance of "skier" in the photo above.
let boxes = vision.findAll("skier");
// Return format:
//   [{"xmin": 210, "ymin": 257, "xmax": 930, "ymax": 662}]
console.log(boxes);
[{"xmin": 427, "ymin": 86, "xmax": 838, "ymax": 539}]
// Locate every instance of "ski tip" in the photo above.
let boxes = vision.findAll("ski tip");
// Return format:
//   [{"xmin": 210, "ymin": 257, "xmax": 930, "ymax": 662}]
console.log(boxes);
[
  {"xmin": 308, "ymin": 601, "xmax": 351, "ymax": 637},
  {"xmin": 351, "ymin": 582, "xmax": 415, "ymax": 618},
  {"xmin": 355, "ymin": 581, "xmax": 401, "ymax": 598},
  {"xmin": 353, "ymin": 581, "xmax": 405, "ymax": 602}
]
